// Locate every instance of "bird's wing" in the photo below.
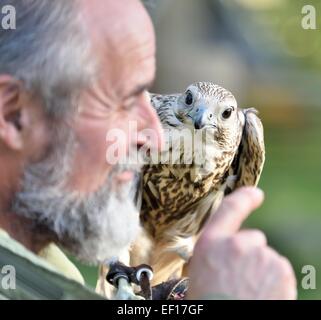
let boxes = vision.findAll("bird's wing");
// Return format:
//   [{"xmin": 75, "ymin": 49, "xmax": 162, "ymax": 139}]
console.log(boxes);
[
  {"xmin": 228, "ymin": 108, "xmax": 265, "ymax": 191},
  {"xmin": 150, "ymin": 93, "xmax": 183, "ymax": 128}
]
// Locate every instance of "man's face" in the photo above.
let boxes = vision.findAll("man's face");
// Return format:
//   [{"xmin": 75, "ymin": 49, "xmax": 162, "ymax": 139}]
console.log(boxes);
[
  {"xmin": 11, "ymin": 0, "xmax": 163, "ymax": 264},
  {"xmin": 69, "ymin": 0, "xmax": 162, "ymax": 194}
]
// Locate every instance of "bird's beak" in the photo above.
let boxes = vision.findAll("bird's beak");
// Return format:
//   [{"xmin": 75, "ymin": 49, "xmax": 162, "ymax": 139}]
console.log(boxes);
[{"xmin": 192, "ymin": 106, "xmax": 213, "ymax": 130}]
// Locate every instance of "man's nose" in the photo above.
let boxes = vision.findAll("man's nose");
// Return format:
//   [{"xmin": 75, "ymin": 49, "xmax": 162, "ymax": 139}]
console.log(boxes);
[{"xmin": 138, "ymin": 93, "xmax": 164, "ymax": 152}]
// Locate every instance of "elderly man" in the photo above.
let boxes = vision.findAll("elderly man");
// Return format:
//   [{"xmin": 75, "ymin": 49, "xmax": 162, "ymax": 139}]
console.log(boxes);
[{"xmin": 0, "ymin": 0, "xmax": 296, "ymax": 299}]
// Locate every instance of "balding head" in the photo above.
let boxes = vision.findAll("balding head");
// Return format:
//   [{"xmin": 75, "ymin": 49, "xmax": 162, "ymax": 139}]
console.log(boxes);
[{"xmin": 78, "ymin": 0, "xmax": 156, "ymax": 105}]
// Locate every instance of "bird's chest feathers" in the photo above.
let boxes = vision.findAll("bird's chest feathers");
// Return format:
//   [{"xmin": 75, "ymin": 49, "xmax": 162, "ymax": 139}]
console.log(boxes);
[
  {"xmin": 159, "ymin": 128, "xmax": 236, "ymax": 183},
  {"xmin": 143, "ymin": 140, "xmax": 236, "ymax": 214},
  {"xmin": 141, "ymin": 123, "xmax": 242, "ymax": 237}
]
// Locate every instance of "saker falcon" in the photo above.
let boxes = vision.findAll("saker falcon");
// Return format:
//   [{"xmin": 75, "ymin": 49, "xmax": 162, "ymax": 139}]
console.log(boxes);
[{"xmin": 130, "ymin": 81, "xmax": 265, "ymax": 286}]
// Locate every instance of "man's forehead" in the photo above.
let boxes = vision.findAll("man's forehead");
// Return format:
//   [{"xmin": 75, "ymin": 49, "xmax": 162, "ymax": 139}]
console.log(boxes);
[
  {"xmin": 79, "ymin": 0, "xmax": 155, "ymax": 48},
  {"xmin": 79, "ymin": 0, "xmax": 156, "ymax": 100}
]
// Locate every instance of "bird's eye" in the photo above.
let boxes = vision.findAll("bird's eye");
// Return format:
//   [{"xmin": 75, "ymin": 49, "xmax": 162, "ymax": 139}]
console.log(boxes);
[
  {"xmin": 185, "ymin": 91, "xmax": 193, "ymax": 106},
  {"xmin": 222, "ymin": 108, "xmax": 233, "ymax": 119}
]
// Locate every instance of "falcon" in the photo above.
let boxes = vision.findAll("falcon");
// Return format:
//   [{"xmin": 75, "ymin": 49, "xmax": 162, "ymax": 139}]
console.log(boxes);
[
  {"xmin": 97, "ymin": 82, "xmax": 265, "ymax": 299},
  {"xmin": 130, "ymin": 81, "xmax": 265, "ymax": 286}
]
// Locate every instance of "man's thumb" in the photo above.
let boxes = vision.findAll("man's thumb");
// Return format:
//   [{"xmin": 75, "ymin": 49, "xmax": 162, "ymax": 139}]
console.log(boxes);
[{"xmin": 202, "ymin": 187, "xmax": 264, "ymax": 239}]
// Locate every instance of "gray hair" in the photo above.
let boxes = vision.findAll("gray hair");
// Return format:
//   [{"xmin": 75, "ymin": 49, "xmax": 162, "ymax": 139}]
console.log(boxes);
[{"xmin": 0, "ymin": 0, "xmax": 95, "ymax": 118}]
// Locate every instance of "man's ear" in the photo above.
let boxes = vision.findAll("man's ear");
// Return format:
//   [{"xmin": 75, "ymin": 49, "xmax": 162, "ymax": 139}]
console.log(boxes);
[{"xmin": 0, "ymin": 75, "xmax": 25, "ymax": 151}]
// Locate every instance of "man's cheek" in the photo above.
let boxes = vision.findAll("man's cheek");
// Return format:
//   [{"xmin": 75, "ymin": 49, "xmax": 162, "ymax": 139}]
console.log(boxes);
[{"xmin": 78, "ymin": 130, "xmax": 108, "ymax": 162}]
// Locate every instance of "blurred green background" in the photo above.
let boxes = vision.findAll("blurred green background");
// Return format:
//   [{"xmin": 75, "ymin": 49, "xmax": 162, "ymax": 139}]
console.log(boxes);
[{"xmin": 74, "ymin": 0, "xmax": 321, "ymax": 299}]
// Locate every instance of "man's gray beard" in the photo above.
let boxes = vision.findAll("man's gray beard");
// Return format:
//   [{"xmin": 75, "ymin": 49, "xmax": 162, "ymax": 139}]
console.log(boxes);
[{"xmin": 11, "ymin": 128, "xmax": 143, "ymax": 265}]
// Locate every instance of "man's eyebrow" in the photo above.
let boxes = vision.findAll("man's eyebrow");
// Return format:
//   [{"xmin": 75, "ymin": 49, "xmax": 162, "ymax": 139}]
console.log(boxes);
[{"xmin": 125, "ymin": 81, "xmax": 154, "ymax": 99}]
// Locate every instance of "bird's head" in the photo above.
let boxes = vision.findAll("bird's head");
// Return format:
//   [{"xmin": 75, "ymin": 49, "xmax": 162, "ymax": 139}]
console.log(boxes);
[{"xmin": 175, "ymin": 82, "xmax": 241, "ymax": 133}]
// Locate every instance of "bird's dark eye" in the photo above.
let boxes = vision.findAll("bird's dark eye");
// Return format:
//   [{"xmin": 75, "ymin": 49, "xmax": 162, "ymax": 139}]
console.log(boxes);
[
  {"xmin": 185, "ymin": 91, "xmax": 193, "ymax": 106},
  {"xmin": 222, "ymin": 108, "xmax": 233, "ymax": 119}
]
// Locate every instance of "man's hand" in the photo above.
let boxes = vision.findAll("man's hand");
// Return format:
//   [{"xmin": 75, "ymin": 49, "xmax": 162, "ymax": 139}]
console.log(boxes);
[{"xmin": 187, "ymin": 187, "xmax": 297, "ymax": 300}]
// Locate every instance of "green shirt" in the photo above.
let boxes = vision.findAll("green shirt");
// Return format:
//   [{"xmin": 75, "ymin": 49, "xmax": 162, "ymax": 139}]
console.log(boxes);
[{"xmin": 0, "ymin": 228, "xmax": 103, "ymax": 300}]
